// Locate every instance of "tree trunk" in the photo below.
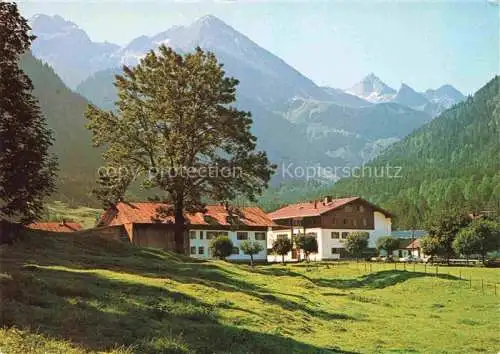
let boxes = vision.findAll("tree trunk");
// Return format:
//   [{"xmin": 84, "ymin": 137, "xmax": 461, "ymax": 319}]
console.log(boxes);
[
  {"xmin": 282, "ymin": 254, "xmax": 285, "ymax": 265},
  {"xmin": 174, "ymin": 199, "xmax": 186, "ymax": 255},
  {"xmin": 250, "ymin": 254, "xmax": 254, "ymax": 267}
]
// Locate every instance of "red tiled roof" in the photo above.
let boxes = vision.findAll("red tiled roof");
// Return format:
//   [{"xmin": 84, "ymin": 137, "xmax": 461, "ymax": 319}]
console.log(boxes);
[
  {"xmin": 268, "ymin": 197, "xmax": 359, "ymax": 220},
  {"xmin": 99, "ymin": 202, "xmax": 275, "ymax": 227},
  {"xmin": 406, "ymin": 239, "xmax": 421, "ymax": 249},
  {"xmin": 27, "ymin": 222, "xmax": 83, "ymax": 232},
  {"xmin": 267, "ymin": 196, "xmax": 391, "ymax": 220}
]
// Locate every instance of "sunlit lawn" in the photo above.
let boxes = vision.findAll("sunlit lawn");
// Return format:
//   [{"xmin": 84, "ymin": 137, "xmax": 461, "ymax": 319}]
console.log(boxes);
[{"xmin": 0, "ymin": 231, "xmax": 498, "ymax": 353}]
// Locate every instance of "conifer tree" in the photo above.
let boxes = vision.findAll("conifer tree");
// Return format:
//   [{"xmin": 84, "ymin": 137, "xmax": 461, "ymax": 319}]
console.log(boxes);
[{"xmin": 0, "ymin": 2, "xmax": 57, "ymax": 223}]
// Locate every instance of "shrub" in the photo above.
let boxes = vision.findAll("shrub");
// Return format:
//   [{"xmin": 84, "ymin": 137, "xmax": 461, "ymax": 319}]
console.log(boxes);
[
  {"xmin": 345, "ymin": 232, "xmax": 369, "ymax": 261},
  {"xmin": 240, "ymin": 240, "xmax": 264, "ymax": 267},
  {"xmin": 272, "ymin": 237, "xmax": 293, "ymax": 264},
  {"xmin": 209, "ymin": 236, "xmax": 233, "ymax": 260},
  {"xmin": 295, "ymin": 234, "xmax": 318, "ymax": 262}
]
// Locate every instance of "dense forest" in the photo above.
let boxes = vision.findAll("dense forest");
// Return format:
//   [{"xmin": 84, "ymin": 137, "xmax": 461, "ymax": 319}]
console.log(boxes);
[
  {"xmin": 19, "ymin": 53, "xmax": 101, "ymax": 206},
  {"xmin": 329, "ymin": 76, "xmax": 500, "ymax": 228}
]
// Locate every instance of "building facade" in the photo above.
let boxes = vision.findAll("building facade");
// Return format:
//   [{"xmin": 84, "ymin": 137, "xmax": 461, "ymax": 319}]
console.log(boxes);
[
  {"xmin": 98, "ymin": 202, "xmax": 274, "ymax": 261},
  {"xmin": 267, "ymin": 196, "xmax": 392, "ymax": 262}
]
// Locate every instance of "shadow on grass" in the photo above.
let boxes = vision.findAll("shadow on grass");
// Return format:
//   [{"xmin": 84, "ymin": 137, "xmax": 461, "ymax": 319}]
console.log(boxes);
[
  {"xmin": 0, "ymin": 267, "xmax": 359, "ymax": 354},
  {"xmin": 308, "ymin": 270, "xmax": 463, "ymax": 290},
  {"xmin": 0, "ymin": 233, "xmax": 359, "ymax": 353},
  {"xmin": 248, "ymin": 264, "xmax": 463, "ymax": 290}
]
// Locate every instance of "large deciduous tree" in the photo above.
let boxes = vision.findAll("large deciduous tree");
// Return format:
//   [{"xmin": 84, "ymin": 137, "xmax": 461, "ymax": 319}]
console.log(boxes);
[
  {"xmin": 86, "ymin": 45, "xmax": 275, "ymax": 253},
  {"xmin": 0, "ymin": 2, "xmax": 57, "ymax": 224}
]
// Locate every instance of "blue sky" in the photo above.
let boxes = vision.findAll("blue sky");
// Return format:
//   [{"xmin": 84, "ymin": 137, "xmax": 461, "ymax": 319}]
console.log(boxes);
[{"xmin": 19, "ymin": 0, "xmax": 499, "ymax": 94}]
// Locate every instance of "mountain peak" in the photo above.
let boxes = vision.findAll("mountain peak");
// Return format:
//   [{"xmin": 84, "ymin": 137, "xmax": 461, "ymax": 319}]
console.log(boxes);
[
  {"xmin": 347, "ymin": 73, "xmax": 396, "ymax": 103},
  {"xmin": 424, "ymin": 84, "xmax": 465, "ymax": 109},
  {"xmin": 30, "ymin": 14, "xmax": 81, "ymax": 38},
  {"xmin": 191, "ymin": 15, "xmax": 230, "ymax": 30},
  {"xmin": 394, "ymin": 83, "xmax": 428, "ymax": 107}
]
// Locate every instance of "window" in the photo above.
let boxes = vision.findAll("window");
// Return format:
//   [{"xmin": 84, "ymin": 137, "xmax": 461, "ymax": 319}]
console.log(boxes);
[
  {"xmin": 277, "ymin": 234, "xmax": 288, "ymax": 240},
  {"xmin": 255, "ymin": 232, "xmax": 266, "ymax": 241},
  {"xmin": 331, "ymin": 232, "xmax": 340, "ymax": 239},
  {"xmin": 362, "ymin": 218, "xmax": 367, "ymax": 227},
  {"xmin": 189, "ymin": 231, "xmax": 196, "ymax": 240},
  {"xmin": 343, "ymin": 219, "xmax": 348, "ymax": 225},
  {"xmin": 341, "ymin": 232, "xmax": 349, "ymax": 239},
  {"xmin": 331, "ymin": 248, "xmax": 340, "ymax": 254},
  {"xmin": 198, "ymin": 246, "xmax": 205, "ymax": 255},
  {"xmin": 332, "ymin": 217, "xmax": 337, "ymax": 225},
  {"xmin": 352, "ymin": 219, "xmax": 358, "ymax": 227},
  {"xmin": 232, "ymin": 247, "xmax": 240, "ymax": 255},
  {"xmin": 206, "ymin": 231, "xmax": 228, "ymax": 240},
  {"xmin": 199, "ymin": 231, "xmax": 204, "ymax": 240},
  {"xmin": 345, "ymin": 205, "xmax": 353, "ymax": 212},
  {"xmin": 237, "ymin": 232, "xmax": 248, "ymax": 240},
  {"xmin": 292, "ymin": 219, "xmax": 302, "ymax": 226},
  {"xmin": 190, "ymin": 246, "xmax": 196, "ymax": 255},
  {"xmin": 359, "ymin": 205, "xmax": 364, "ymax": 213}
]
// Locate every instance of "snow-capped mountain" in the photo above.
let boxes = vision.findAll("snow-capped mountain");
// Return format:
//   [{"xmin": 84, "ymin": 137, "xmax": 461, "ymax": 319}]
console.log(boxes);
[
  {"xmin": 424, "ymin": 84, "xmax": 466, "ymax": 109},
  {"xmin": 346, "ymin": 73, "xmax": 397, "ymax": 103},
  {"xmin": 30, "ymin": 14, "xmax": 120, "ymax": 88},
  {"xmin": 30, "ymin": 14, "xmax": 330, "ymax": 106},
  {"xmin": 345, "ymin": 73, "xmax": 465, "ymax": 116},
  {"xmin": 116, "ymin": 15, "xmax": 332, "ymax": 108},
  {"xmin": 29, "ymin": 13, "xmax": 466, "ymax": 181}
]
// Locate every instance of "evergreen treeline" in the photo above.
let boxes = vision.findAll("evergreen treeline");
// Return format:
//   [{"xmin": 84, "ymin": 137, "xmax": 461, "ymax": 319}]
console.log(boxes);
[
  {"xmin": 329, "ymin": 76, "xmax": 500, "ymax": 228},
  {"xmin": 19, "ymin": 53, "xmax": 102, "ymax": 206}
]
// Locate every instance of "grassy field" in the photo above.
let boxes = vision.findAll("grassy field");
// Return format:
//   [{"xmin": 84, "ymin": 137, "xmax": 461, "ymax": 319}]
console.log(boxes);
[
  {"xmin": 42, "ymin": 201, "xmax": 102, "ymax": 229},
  {"xmin": 0, "ymin": 231, "xmax": 499, "ymax": 354}
]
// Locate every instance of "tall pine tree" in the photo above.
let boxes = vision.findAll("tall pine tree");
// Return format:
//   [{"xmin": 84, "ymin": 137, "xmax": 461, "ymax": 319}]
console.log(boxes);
[{"xmin": 0, "ymin": 2, "xmax": 57, "ymax": 223}]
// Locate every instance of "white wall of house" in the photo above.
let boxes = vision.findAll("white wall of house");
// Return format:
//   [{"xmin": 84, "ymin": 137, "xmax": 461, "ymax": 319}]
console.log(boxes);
[
  {"xmin": 371, "ymin": 212, "xmax": 392, "ymax": 247},
  {"xmin": 268, "ymin": 219, "xmax": 392, "ymax": 262},
  {"xmin": 188, "ymin": 228, "xmax": 270, "ymax": 261}
]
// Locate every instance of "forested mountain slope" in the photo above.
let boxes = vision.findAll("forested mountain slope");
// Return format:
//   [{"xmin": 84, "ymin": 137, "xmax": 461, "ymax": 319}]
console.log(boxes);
[
  {"xmin": 20, "ymin": 53, "xmax": 101, "ymax": 205},
  {"xmin": 330, "ymin": 76, "xmax": 500, "ymax": 228}
]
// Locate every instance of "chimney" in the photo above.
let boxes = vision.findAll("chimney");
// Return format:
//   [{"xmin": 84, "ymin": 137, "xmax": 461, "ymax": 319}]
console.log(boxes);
[
  {"xmin": 314, "ymin": 200, "xmax": 318, "ymax": 208},
  {"xmin": 324, "ymin": 196, "xmax": 333, "ymax": 204}
]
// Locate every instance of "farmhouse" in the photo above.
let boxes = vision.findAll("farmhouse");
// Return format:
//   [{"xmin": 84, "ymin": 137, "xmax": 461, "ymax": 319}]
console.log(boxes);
[
  {"xmin": 97, "ymin": 202, "xmax": 274, "ymax": 261},
  {"xmin": 267, "ymin": 196, "xmax": 392, "ymax": 261},
  {"xmin": 27, "ymin": 221, "xmax": 83, "ymax": 232}
]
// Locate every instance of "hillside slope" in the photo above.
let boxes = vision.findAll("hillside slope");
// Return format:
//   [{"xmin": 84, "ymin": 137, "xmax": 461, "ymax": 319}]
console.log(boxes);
[
  {"xmin": 329, "ymin": 76, "xmax": 500, "ymax": 228},
  {"xmin": 19, "ymin": 53, "xmax": 101, "ymax": 206},
  {"xmin": 1, "ymin": 231, "xmax": 498, "ymax": 353}
]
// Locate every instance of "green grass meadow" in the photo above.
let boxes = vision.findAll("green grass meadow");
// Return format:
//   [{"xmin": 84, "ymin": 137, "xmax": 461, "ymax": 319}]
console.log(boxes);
[
  {"xmin": 0, "ymin": 231, "xmax": 498, "ymax": 353},
  {"xmin": 42, "ymin": 201, "xmax": 102, "ymax": 229}
]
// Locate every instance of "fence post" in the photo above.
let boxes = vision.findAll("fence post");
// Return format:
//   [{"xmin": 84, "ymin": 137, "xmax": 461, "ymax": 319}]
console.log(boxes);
[
  {"xmin": 413, "ymin": 263, "xmax": 415, "ymax": 272},
  {"xmin": 435, "ymin": 266, "xmax": 438, "ymax": 277},
  {"xmin": 469, "ymin": 276, "xmax": 472, "ymax": 288},
  {"xmin": 404, "ymin": 262, "xmax": 406, "ymax": 271},
  {"xmin": 424, "ymin": 264, "xmax": 427, "ymax": 273},
  {"xmin": 394, "ymin": 262, "xmax": 397, "ymax": 270},
  {"xmin": 370, "ymin": 263, "xmax": 372, "ymax": 273}
]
